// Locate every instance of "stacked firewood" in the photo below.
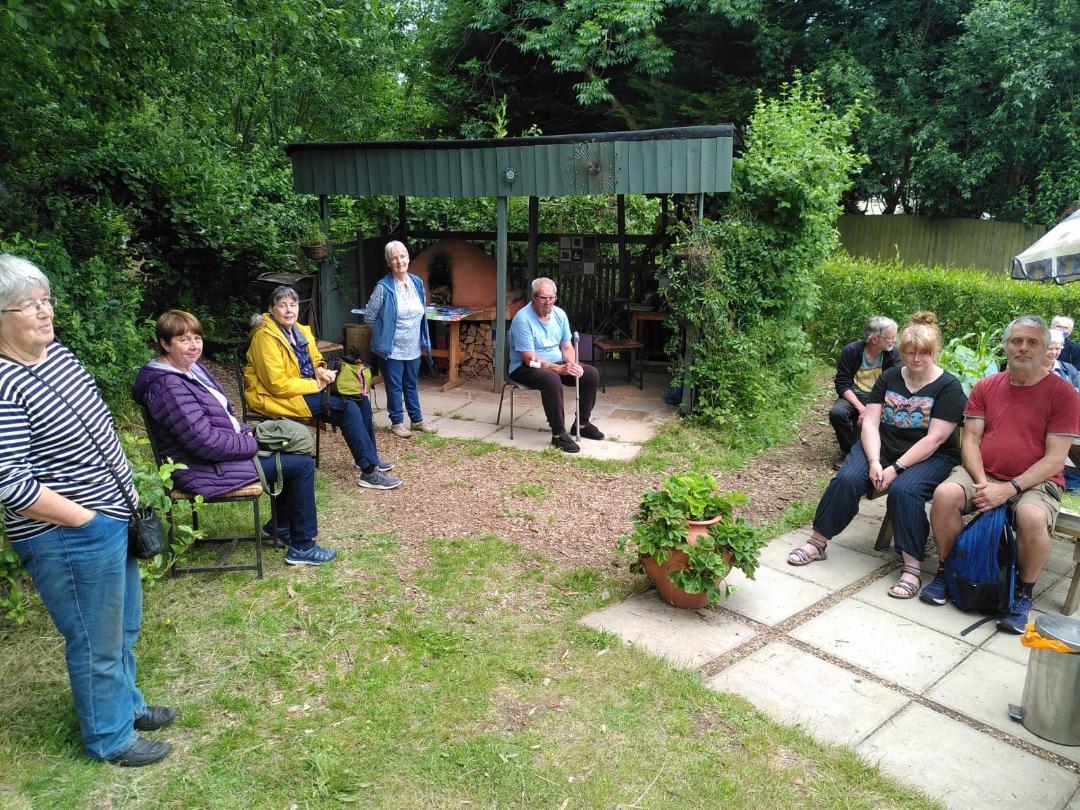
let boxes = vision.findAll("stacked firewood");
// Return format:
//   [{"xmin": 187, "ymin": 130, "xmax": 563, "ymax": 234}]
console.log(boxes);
[{"xmin": 459, "ymin": 322, "xmax": 494, "ymax": 379}]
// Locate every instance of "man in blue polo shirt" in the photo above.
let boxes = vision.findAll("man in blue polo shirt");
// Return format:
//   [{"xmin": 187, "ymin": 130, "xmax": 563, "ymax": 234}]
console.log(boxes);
[{"xmin": 509, "ymin": 277, "xmax": 602, "ymax": 453}]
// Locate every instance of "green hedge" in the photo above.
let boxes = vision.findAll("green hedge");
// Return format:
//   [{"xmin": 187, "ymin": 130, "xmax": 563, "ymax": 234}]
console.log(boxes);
[{"xmin": 809, "ymin": 253, "xmax": 1080, "ymax": 355}]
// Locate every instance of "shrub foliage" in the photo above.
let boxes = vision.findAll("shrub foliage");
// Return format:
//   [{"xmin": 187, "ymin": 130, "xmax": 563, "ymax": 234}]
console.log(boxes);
[
  {"xmin": 665, "ymin": 78, "xmax": 864, "ymax": 428},
  {"xmin": 808, "ymin": 254, "xmax": 1080, "ymax": 357}
]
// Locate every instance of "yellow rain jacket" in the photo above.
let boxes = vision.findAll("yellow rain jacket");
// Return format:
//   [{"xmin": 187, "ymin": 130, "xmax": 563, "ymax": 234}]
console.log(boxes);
[{"xmin": 243, "ymin": 314, "xmax": 326, "ymax": 418}]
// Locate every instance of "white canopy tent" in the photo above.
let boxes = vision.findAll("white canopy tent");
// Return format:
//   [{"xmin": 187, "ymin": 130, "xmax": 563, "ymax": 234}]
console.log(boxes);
[{"xmin": 1012, "ymin": 209, "xmax": 1080, "ymax": 284}]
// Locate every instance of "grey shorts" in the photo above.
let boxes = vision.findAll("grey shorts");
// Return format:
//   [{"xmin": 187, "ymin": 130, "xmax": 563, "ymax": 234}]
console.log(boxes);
[{"xmin": 941, "ymin": 465, "xmax": 1061, "ymax": 533}]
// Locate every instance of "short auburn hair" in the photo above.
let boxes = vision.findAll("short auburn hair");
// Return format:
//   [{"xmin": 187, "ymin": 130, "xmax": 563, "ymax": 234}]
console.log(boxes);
[{"xmin": 155, "ymin": 309, "xmax": 203, "ymax": 355}]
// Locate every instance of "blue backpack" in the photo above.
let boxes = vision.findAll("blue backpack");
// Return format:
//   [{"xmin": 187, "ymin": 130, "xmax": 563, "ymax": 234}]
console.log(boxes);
[{"xmin": 943, "ymin": 504, "xmax": 1018, "ymax": 617}]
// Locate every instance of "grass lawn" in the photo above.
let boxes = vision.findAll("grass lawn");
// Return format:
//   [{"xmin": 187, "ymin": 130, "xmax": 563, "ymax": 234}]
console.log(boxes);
[{"xmin": 0, "ymin": 400, "xmax": 940, "ymax": 808}]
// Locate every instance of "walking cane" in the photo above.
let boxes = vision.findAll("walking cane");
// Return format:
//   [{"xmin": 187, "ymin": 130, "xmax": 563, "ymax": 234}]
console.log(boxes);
[{"xmin": 573, "ymin": 331, "xmax": 581, "ymax": 442}]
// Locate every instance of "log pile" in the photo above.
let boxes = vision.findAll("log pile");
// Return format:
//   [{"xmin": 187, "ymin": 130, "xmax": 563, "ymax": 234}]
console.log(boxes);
[{"xmin": 459, "ymin": 322, "xmax": 494, "ymax": 379}]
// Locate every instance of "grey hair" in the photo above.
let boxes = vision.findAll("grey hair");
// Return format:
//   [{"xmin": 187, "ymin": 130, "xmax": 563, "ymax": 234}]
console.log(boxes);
[
  {"xmin": 0, "ymin": 253, "xmax": 50, "ymax": 310},
  {"xmin": 864, "ymin": 315, "xmax": 897, "ymax": 340},
  {"xmin": 531, "ymin": 277, "xmax": 557, "ymax": 297},
  {"xmin": 384, "ymin": 240, "xmax": 409, "ymax": 263},
  {"xmin": 1003, "ymin": 315, "xmax": 1050, "ymax": 351},
  {"xmin": 1049, "ymin": 328, "xmax": 1065, "ymax": 347},
  {"xmin": 1052, "ymin": 315, "xmax": 1074, "ymax": 330},
  {"xmin": 270, "ymin": 285, "xmax": 299, "ymax": 306}
]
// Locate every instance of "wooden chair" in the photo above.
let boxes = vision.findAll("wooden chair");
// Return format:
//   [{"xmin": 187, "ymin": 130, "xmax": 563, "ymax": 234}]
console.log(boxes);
[
  {"xmin": 141, "ymin": 407, "xmax": 274, "ymax": 579},
  {"xmin": 233, "ymin": 342, "xmax": 324, "ymax": 467}
]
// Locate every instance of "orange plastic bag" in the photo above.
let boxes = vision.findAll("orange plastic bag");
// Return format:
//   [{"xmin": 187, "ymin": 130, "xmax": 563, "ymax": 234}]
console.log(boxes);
[{"xmin": 1020, "ymin": 623, "xmax": 1076, "ymax": 652}]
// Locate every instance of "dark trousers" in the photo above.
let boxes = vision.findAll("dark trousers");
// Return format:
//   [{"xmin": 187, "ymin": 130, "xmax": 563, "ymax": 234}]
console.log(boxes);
[
  {"xmin": 303, "ymin": 392, "xmax": 378, "ymax": 470},
  {"xmin": 812, "ymin": 441, "xmax": 956, "ymax": 560},
  {"xmin": 829, "ymin": 394, "xmax": 868, "ymax": 454},
  {"xmin": 509, "ymin": 363, "xmax": 599, "ymax": 435},
  {"xmin": 257, "ymin": 451, "xmax": 318, "ymax": 546}
]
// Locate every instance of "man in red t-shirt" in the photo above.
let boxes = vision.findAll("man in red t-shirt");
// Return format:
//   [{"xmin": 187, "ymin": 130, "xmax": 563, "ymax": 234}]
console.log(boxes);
[{"xmin": 922, "ymin": 316, "xmax": 1080, "ymax": 633}]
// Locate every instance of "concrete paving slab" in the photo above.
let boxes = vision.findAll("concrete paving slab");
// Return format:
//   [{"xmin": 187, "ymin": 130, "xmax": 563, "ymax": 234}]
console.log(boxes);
[
  {"xmin": 981, "ymin": 629, "xmax": 1031, "ymax": 665},
  {"xmin": 720, "ymin": 565, "xmax": 830, "ymax": 626},
  {"xmin": 598, "ymin": 420, "xmax": 658, "ymax": 444},
  {"xmin": 759, "ymin": 534, "xmax": 888, "ymax": 592},
  {"xmin": 926, "ymin": 648, "xmax": 1080, "ymax": 765},
  {"xmin": 852, "ymin": 573, "xmax": 997, "ymax": 645},
  {"xmin": 447, "ymin": 400, "xmax": 505, "ymax": 423},
  {"xmin": 418, "ymin": 394, "xmax": 470, "ymax": 417},
  {"xmin": 578, "ymin": 592, "xmax": 756, "ymax": 669},
  {"xmin": 429, "ymin": 419, "xmax": 501, "ymax": 440},
  {"xmin": 1035, "ymin": 573, "xmax": 1076, "ymax": 617},
  {"xmin": 827, "ymin": 512, "xmax": 893, "ymax": 556},
  {"xmin": 487, "ymin": 426, "xmax": 554, "ymax": 452},
  {"xmin": 1045, "ymin": 538, "xmax": 1078, "ymax": 577},
  {"xmin": 859, "ymin": 496, "xmax": 890, "ymax": 520},
  {"xmin": 857, "ymin": 703, "xmax": 1078, "ymax": 810},
  {"xmin": 790, "ymin": 600, "xmax": 973, "ymax": 692},
  {"xmin": 706, "ymin": 641, "xmax": 908, "ymax": 748}
]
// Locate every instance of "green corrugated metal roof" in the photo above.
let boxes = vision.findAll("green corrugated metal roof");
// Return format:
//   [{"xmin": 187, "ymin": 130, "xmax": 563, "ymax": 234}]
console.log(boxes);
[{"xmin": 285, "ymin": 126, "xmax": 734, "ymax": 197}]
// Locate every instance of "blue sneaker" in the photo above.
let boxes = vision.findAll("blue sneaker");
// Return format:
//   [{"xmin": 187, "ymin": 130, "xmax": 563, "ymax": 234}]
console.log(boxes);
[
  {"xmin": 358, "ymin": 469, "xmax": 402, "ymax": 490},
  {"xmin": 919, "ymin": 570, "xmax": 947, "ymax": 605},
  {"xmin": 997, "ymin": 592, "xmax": 1033, "ymax": 635},
  {"xmin": 284, "ymin": 543, "xmax": 337, "ymax": 566}
]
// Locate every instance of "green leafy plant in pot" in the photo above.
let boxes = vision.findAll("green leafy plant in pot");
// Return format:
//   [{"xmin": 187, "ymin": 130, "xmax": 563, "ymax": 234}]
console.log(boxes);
[
  {"xmin": 301, "ymin": 222, "xmax": 328, "ymax": 260},
  {"xmin": 619, "ymin": 472, "xmax": 764, "ymax": 608}
]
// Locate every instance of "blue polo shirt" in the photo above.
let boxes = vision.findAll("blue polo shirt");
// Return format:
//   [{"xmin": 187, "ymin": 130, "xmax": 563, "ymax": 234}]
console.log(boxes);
[{"xmin": 509, "ymin": 305, "xmax": 571, "ymax": 373}]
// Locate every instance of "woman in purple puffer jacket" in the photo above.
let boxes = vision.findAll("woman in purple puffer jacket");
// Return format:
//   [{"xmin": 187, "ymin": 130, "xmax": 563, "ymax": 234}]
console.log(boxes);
[{"xmin": 132, "ymin": 310, "xmax": 336, "ymax": 566}]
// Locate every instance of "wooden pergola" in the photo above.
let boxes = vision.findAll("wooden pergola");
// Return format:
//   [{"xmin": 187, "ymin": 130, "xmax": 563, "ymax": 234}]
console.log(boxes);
[{"xmin": 285, "ymin": 125, "xmax": 734, "ymax": 389}]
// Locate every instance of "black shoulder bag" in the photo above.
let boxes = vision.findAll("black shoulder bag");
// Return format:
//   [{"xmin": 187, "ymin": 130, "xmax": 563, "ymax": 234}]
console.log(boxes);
[{"xmin": 1, "ymin": 355, "xmax": 166, "ymax": 560}]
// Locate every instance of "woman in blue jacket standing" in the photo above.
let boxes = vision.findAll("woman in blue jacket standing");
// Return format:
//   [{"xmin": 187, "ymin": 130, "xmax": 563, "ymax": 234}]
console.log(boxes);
[{"xmin": 365, "ymin": 241, "xmax": 434, "ymax": 438}]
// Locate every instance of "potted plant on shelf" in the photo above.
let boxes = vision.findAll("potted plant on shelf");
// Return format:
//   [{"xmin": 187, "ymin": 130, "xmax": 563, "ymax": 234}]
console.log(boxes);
[
  {"xmin": 300, "ymin": 222, "xmax": 328, "ymax": 261},
  {"xmin": 618, "ymin": 472, "xmax": 764, "ymax": 608}
]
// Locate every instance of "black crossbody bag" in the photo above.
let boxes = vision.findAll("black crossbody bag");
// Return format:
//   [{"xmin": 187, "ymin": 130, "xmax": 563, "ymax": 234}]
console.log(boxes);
[{"xmin": 1, "ymin": 354, "xmax": 166, "ymax": 559}]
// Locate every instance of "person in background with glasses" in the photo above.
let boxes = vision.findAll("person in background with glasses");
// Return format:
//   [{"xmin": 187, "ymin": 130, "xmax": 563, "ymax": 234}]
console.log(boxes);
[
  {"xmin": 829, "ymin": 315, "xmax": 901, "ymax": 470},
  {"xmin": 508, "ymin": 277, "xmax": 603, "ymax": 453},
  {"xmin": 0, "ymin": 253, "xmax": 175, "ymax": 766}
]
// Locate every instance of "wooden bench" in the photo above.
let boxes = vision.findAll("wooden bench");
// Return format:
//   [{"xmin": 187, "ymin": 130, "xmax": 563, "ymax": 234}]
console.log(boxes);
[{"xmin": 1054, "ymin": 509, "xmax": 1080, "ymax": 615}]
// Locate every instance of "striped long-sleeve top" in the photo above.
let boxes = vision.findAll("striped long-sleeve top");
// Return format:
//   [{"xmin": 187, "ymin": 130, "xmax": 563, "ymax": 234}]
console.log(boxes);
[{"xmin": 0, "ymin": 343, "xmax": 134, "ymax": 542}]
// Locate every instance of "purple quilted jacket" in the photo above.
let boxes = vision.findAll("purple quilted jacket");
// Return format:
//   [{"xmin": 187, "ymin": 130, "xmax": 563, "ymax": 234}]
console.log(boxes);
[{"xmin": 132, "ymin": 361, "xmax": 260, "ymax": 497}]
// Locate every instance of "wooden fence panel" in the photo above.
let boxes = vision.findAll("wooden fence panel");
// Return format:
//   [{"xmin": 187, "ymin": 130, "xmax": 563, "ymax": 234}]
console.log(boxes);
[{"xmin": 838, "ymin": 215, "xmax": 1046, "ymax": 272}]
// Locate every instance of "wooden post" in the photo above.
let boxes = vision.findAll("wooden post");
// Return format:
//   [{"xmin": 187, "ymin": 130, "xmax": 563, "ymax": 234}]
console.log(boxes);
[
  {"xmin": 398, "ymin": 195, "xmax": 407, "ymax": 240},
  {"xmin": 495, "ymin": 196, "xmax": 508, "ymax": 392},
  {"xmin": 617, "ymin": 194, "xmax": 628, "ymax": 299},
  {"xmin": 317, "ymin": 194, "xmax": 330, "ymax": 336},
  {"xmin": 527, "ymin": 196, "xmax": 539, "ymax": 277}
]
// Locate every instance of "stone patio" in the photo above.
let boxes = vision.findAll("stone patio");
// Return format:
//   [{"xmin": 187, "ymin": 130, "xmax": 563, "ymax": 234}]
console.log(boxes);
[
  {"xmin": 373, "ymin": 368, "xmax": 678, "ymax": 458},
  {"xmin": 580, "ymin": 496, "xmax": 1080, "ymax": 809}
]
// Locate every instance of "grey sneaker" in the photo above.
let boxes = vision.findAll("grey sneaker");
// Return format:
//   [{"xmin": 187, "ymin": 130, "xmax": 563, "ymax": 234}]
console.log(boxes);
[
  {"xmin": 390, "ymin": 422, "xmax": 412, "ymax": 438},
  {"xmin": 359, "ymin": 469, "xmax": 402, "ymax": 490},
  {"xmin": 354, "ymin": 459, "xmax": 396, "ymax": 472},
  {"xmin": 410, "ymin": 421, "xmax": 436, "ymax": 433}
]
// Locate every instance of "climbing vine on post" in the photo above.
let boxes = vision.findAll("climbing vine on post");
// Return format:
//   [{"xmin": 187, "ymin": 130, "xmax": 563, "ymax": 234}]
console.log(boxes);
[{"xmin": 665, "ymin": 77, "xmax": 865, "ymax": 430}]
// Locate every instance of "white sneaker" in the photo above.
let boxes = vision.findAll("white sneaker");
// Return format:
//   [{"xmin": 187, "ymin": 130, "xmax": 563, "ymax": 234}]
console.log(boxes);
[
  {"xmin": 390, "ymin": 423, "xmax": 412, "ymax": 438},
  {"xmin": 410, "ymin": 421, "xmax": 436, "ymax": 433}
]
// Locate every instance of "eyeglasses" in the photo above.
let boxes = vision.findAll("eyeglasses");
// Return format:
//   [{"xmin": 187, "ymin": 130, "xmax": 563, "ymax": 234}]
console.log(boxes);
[
  {"xmin": 536, "ymin": 295, "xmax": 557, "ymax": 303},
  {"xmin": 1, "ymin": 296, "xmax": 56, "ymax": 317}
]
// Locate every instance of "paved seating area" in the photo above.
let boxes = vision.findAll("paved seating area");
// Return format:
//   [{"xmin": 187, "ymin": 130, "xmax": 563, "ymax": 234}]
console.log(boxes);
[
  {"xmin": 370, "ymin": 370, "xmax": 678, "ymax": 459},
  {"xmin": 581, "ymin": 496, "xmax": 1080, "ymax": 809}
]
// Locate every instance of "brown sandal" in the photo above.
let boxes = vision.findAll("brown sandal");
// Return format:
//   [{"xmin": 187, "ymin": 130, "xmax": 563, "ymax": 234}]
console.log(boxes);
[
  {"xmin": 787, "ymin": 536, "xmax": 827, "ymax": 566},
  {"xmin": 888, "ymin": 564, "xmax": 922, "ymax": 599}
]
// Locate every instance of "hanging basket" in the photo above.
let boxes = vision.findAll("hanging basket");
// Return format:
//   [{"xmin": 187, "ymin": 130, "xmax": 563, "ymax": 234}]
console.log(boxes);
[{"xmin": 302, "ymin": 242, "xmax": 328, "ymax": 261}]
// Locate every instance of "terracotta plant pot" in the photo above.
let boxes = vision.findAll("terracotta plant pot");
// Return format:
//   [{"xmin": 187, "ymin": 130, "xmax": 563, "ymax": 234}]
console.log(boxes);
[{"xmin": 643, "ymin": 515, "xmax": 732, "ymax": 609}]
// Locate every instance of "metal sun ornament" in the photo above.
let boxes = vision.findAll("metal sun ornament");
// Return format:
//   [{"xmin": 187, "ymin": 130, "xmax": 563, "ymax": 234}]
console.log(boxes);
[{"xmin": 571, "ymin": 143, "xmax": 616, "ymax": 193}]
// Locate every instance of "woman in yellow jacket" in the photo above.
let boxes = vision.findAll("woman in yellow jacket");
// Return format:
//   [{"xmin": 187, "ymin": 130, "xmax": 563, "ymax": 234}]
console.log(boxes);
[{"xmin": 245, "ymin": 286, "xmax": 401, "ymax": 490}]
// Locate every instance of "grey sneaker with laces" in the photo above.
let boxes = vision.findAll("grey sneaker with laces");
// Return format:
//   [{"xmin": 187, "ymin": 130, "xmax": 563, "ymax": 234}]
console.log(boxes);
[{"xmin": 358, "ymin": 469, "xmax": 402, "ymax": 490}]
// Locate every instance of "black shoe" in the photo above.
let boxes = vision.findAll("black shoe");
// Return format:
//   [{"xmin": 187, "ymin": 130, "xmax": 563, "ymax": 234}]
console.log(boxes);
[
  {"xmin": 551, "ymin": 433, "xmax": 580, "ymax": 453},
  {"xmin": 108, "ymin": 736, "xmax": 172, "ymax": 767},
  {"xmin": 578, "ymin": 423, "xmax": 604, "ymax": 441},
  {"xmin": 134, "ymin": 705, "xmax": 178, "ymax": 731}
]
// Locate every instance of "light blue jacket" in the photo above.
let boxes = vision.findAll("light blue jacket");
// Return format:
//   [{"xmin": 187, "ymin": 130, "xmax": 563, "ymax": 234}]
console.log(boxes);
[{"xmin": 367, "ymin": 273, "xmax": 431, "ymax": 360}]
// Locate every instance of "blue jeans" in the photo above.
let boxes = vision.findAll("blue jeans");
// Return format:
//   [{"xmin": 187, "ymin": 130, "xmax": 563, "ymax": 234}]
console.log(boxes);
[
  {"xmin": 257, "ymin": 452, "xmax": 318, "ymax": 546},
  {"xmin": 303, "ymin": 392, "xmax": 379, "ymax": 470},
  {"xmin": 11, "ymin": 513, "xmax": 146, "ymax": 760},
  {"xmin": 381, "ymin": 357, "xmax": 422, "ymax": 425},
  {"xmin": 813, "ymin": 441, "xmax": 956, "ymax": 560}
]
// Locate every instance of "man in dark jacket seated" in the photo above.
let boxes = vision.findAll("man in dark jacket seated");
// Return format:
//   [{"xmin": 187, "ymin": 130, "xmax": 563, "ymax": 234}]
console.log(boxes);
[
  {"xmin": 829, "ymin": 315, "xmax": 900, "ymax": 469},
  {"xmin": 1053, "ymin": 316, "xmax": 1080, "ymax": 367}
]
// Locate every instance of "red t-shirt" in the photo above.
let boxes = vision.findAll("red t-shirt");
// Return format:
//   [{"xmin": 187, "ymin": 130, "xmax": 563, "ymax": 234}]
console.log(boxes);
[{"xmin": 965, "ymin": 371, "xmax": 1080, "ymax": 488}]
